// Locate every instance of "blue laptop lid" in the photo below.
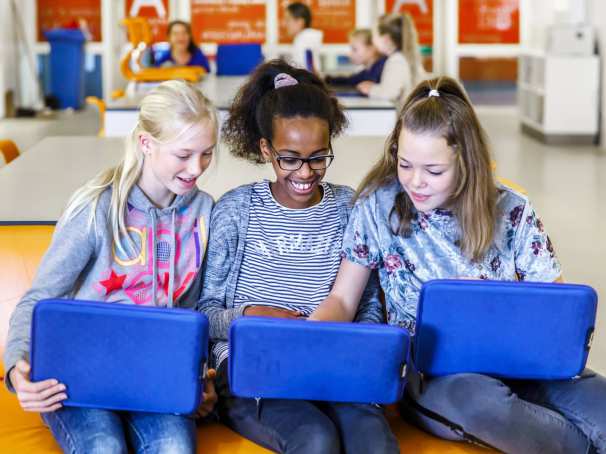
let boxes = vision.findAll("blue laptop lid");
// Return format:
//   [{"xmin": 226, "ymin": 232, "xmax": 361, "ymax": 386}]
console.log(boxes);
[
  {"xmin": 229, "ymin": 317, "xmax": 409, "ymax": 404},
  {"xmin": 31, "ymin": 299, "xmax": 208, "ymax": 414},
  {"xmin": 415, "ymin": 280, "xmax": 597, "ymax": 379}
]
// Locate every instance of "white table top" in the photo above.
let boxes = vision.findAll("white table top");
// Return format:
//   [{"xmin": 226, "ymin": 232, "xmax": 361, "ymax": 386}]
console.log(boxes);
[
  {"xmin": 106, "ymin": 75, "xmax": 395, "ymax": 111},
  {"xmin": 0, "ymin": 135, "xmax": 386, "ymax": 223}
]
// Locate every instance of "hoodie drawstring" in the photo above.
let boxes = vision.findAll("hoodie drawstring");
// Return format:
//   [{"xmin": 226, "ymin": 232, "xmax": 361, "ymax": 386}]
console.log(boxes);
[
  {"xmin": 150, "ymin": 209, "xmax": 158, "ymax": 306},
  {"xmin": 149, "ymin": 207, "xmax": 177, "ymax": 307},
  {"xmin": 168, "ymin": 208, "xmax": 176, "ymax": 308}
]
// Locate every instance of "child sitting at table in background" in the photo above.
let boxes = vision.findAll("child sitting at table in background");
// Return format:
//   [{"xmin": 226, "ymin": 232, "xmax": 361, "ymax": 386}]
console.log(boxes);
[
  {"xmin": 357, "ymin": 13, "xmax": 426, "ymax": 104},
  {"xmin": 325, "ymin": 29, "xmax": 387, "ymax": 91},
  {"xmin": 283, "ymin": 2, "xmax": 323, "ymax": 71}
]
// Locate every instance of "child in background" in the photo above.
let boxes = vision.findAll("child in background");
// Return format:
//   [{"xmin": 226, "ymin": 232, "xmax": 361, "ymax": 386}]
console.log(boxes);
[
  {"xmin": 311, "ymin": 76, "xmax": 606, "ymax": 453},
  {"xmin": 357, "ymin": 13, "xmax": 426, "ymax": 104},
  {"xmin": 199, "ymin": 59, "xmax": 399, "ymax": 454},
  {"xmin": 325, "ymin": 29, "xmax": 387, "ymax": 89},
  {"xmin": 155, "ymin": 20, "xmax": 211, "ymax": 73},
  {"xmin": 4, "ymin": 80, "xmax": 218, "ymax": 453},
  {"xmin": 284, "ymin": 2, "xmax": 323, "ymax": 71}
]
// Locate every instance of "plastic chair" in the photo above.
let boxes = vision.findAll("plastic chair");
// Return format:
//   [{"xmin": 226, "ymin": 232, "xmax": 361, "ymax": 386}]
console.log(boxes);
[
  {"xmin": 0, "ymin": 140, "xmax": 20, "ymax": 167},
  {"xmin": 215, "ymin": 43, "xmax": 263, "ymax": 76},
  {"xmin": 85, "ymin": 97, "xmax": 105, "ymax": 137},
  {"xmin": 491, "ymin": 160, "xmax": 527, "ymax": 194},
  {"xmin": 119, "ymin": 18, "xmax": 206, "ymax": 86}
]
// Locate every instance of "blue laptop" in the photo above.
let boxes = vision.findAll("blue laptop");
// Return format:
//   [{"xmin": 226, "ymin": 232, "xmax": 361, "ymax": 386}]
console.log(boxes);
[
  {"xmin": 31, "ymin": 299, "xmax": 209, "ymax": 414},
  {"xmin": 229, "ymin": 317, "xmax": 409, "ymax": 404},
  {"xmin": 414, "ymin": 280, "xmax": 597, "ymax": 379}
]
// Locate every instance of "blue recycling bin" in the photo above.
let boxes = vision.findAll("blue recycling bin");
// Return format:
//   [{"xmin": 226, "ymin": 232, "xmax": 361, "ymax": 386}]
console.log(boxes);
[{"xmin": 45, "ymin": 29, "xmax": 86, "ymax": 109}]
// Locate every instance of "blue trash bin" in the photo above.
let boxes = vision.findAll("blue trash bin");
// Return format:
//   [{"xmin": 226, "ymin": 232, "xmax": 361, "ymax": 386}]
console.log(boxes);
[{"xmin": 45, "ymin": 29, "xmax": 86, "ymax": 109}]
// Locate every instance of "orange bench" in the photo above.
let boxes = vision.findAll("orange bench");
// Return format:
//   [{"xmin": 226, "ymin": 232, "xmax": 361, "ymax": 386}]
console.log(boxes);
[{"xmin": 0, "ymin": 225, "xmax": 491, "ymax": 453}]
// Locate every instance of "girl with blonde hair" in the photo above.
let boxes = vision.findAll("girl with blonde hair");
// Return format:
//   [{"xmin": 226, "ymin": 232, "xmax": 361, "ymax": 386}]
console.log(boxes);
[
  {"xmin": 4, "ymin": 80, "xmax": 218, "ymax": 453},
  {"xmin": 358, "ymin": 13, "xmax": 426, "ymax": 103},
  {"xmin": 311, "ymin": 76, "xmax": 606, "ymax": 453}
]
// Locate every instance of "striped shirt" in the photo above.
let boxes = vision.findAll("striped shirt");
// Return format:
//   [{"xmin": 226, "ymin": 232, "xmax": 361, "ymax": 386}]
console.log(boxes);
[{"xmin": 212, "ymin": 180, "xmax": 343, "ymax": 366}]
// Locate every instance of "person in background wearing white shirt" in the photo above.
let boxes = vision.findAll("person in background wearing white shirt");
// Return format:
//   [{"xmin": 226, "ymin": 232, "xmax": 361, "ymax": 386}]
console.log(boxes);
[{"xmin": 284, "ymin": 2, "xmax": 323, "ymax": 71}]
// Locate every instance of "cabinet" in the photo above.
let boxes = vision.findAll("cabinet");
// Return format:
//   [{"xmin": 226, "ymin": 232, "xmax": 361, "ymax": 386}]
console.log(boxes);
[{"xmin": 518, "ymin": 52, "xmax": 599, "ymax": 144}]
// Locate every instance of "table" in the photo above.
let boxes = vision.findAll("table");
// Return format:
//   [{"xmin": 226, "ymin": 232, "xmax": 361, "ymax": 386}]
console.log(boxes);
[
  {"xmin": 0, "ymin": 135, "xmax": 386, "ymax": 223},
  {"xmin": 105, "ymin": 76, "xmax": 396, "ymax": 137}
]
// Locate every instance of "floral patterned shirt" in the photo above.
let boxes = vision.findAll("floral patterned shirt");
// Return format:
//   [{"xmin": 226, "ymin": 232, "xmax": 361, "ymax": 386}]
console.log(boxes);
[{"xmin": 342, "ymin": 179, "xmax": 561, "ymax": 331}]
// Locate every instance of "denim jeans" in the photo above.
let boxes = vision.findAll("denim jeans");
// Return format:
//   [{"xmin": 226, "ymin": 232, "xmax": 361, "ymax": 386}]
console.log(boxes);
[
  {"xmin": 42, "ymin": 407, "xmax": 196, "ymax": 454},
  {"xmin": 400, "ymin": 369, "xmax": 606, "ymax": 454},
  {"xmin": 216, "ymin": 362, "xmax": 400, "ymax": 454}
]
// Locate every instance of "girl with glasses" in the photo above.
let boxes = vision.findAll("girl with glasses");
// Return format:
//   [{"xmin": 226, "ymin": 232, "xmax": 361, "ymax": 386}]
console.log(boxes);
[{"xmin": 198, "ymin": 59, "xmax": 399, "ymax": 454}]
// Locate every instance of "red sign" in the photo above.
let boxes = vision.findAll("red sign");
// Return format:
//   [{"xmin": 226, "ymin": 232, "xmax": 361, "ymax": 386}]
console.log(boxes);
[
  {"xmin": 385, "ymin": 0, "xmax": 433, "ymax": 46},
  {"xmin": 125, "ymin": 0, "xmax": 170, "ymax": 42},
  {"xmin": 191, "ymin": 0, "xmax": 266, "ymax": 44},
  {"xmin": 278, "ymin": 0, "xmax": 356, "ymax": 44},
  {"xmin": 37, "ymin": 0, "xmax": 101, "ymax": 42},
  {"xmin": 458, "ymin": 0, "xmax": 519, "ymax": 44}
]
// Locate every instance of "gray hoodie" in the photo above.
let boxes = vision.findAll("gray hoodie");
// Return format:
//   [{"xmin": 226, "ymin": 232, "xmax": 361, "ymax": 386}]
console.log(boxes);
[{"xmin": 3, "ymin": 184, "xmax": 213, "ymax": 391}]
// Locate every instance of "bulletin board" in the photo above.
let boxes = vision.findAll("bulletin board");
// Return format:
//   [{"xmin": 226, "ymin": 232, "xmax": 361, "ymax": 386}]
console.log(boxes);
[
  {"xmin": 458, "ymin": 0, "xmax": 519, "ymax": 44},
  {"xmin": 125, "ymin": 0, "xmax": 170, "ymax": 42},
  {"xmin": 191, "ymin": 0, "xmax": 266, "ymax": 44},
  {"xmin": 37, "ymin": 0, "xmax": 102, "ymax": 42},
  {"xmin": 384, "ymin": 0, "xmax": 433, "ymax": 46},
  {"xmin": 278, "ymin": 0, "xmax": 356, "ymax": 44}
]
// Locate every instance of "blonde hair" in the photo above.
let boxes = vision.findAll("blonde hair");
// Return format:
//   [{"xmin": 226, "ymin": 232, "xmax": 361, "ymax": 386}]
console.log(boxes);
[
  {"xmin": 356, "ymin": 76, "xmax": 497, "ymax": 262},
  {"xmin": 378, "ymin": 13, "xmax": 424, "ymax": 84},
  {"xmin": 63, "ymin": 80, "xmax": 218, "ymax": 255},
  {"xmin": 350, "ymin": 28, "xmax": 372, "ymax": 46}
]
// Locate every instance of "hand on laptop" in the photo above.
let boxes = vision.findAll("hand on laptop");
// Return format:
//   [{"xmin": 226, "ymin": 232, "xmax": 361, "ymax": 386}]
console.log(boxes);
[
  {"xmin": 196, "ymin": 368, "xmax": 217, "ymax": 418},
  {"xmin": 244, "ymin": 306, "xmax": 304, "ymax": 319},
  {"xmin": 9, "ymin": 359, "xmax": 67, "ymax": 413}
]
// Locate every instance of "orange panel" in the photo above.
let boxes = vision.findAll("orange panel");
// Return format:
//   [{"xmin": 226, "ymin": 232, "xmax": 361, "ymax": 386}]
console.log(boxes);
[
  {"xmin": 191, "ymin": 1, "xmax": 266, "ymax": 44},
  {"xmin": 459, "ymin": 0, "xmax": 519, "ymax": 44},
  {"xmin": 36, "ymin": 0, "xmax": 102, "ymax": 42},
  {"xmin": 125, "ymin": 0, "xmax": 169, "ymax": 42},
  {"xmin": 278, "ymin": 0, "xmax": 356, "ymax": 44}
]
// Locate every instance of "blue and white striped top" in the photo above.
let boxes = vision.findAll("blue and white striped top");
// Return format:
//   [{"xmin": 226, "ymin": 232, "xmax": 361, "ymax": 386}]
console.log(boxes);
[{"xmin": 212, "ymin": 180, "xmax": 343, "ymax": 366}]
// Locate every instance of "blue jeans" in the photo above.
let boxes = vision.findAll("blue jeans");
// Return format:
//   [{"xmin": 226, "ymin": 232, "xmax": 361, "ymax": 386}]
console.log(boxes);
[
  {"xmin": 216, "ymin": 363, "xmax": 400, "ymax": 454},
  {"xmin": 42, "ymin": 407, "xmax": 196, "ymax": 454},
  {"xmin": 400, "ymin": 369, "xmax": 606, "ymax": 454}
]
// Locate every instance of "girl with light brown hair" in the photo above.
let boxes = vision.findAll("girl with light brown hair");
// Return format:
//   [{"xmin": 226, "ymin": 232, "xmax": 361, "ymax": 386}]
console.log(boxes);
[
  {"xmin": 311, "ymin": 76, "xmax": 606, "ymax": 453},
  {"xmin": 357, "ymin": 13, "xmax": 426, "ymax": 103}
]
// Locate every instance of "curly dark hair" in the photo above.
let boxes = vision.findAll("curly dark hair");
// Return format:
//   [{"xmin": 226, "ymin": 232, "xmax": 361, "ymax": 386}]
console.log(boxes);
[{"xmin": 222, "ymin": 59, "xmax": 348, "ymax": 164}]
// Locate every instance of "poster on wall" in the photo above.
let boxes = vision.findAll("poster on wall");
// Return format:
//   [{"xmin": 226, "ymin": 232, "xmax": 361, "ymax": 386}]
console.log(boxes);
[
  {"xmin": 458, "ymin": 0, "xmax": 519, "ymax": 44},
  {"xmin": 191, "ymin": 0, "xmax": 266, "ymax": 44},
  {"xmin": 384, "ymin": 0, "xmax": 433, "ymax": 46},
  {"xmin": 278, "ymin": 0, "xmax": 356, "ymax": 44},
  {"xmin": 37, "ymin": 0, "xmax": 101, "ymax": 42},
  {"xmin": 125, "ymin": 0, "xmax": 170, "ymax": 42}
]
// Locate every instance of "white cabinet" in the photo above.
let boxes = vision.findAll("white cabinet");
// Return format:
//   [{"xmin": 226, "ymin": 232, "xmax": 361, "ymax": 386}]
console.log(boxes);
[{"xmin": 518, "ymin": 52, "xmax": 599, "ymax": 144}]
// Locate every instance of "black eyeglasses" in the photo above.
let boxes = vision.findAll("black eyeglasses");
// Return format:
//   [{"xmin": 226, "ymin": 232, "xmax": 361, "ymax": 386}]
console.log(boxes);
[{"xmin": 266, "ymin": 140, "xmax": 335, "ymax": 171}]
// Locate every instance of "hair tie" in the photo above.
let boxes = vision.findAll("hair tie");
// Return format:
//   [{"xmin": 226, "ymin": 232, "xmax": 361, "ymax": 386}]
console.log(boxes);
[
  {"xmin": 428, "ymin": 89, "xmax": 440, "ymax": 98},
  {"xmin": 274, "ymin": 73, "xmax": 299, "ymax": 89}
]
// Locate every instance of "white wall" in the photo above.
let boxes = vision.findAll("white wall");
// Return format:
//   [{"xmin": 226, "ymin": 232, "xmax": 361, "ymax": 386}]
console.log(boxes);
[{"xmin": 0, "ymin": 1, "xmax": 18, "ymax": 118}]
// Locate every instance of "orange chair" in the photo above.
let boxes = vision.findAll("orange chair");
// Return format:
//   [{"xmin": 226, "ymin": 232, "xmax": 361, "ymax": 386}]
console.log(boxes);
[
  {"xmin": 85, "ymin": 97, "xmax": 106, "ymax": 137},
  {"xmin": 0, "ymin": 140, "xmax": 19, "ymax": 167},
  {"xmin": 119, "ymin": 17, "xmax": 205, "ymax": 87},
  {"xmin": 492, "ymin": 160, "xmax": 527, "ymax": 195}
]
